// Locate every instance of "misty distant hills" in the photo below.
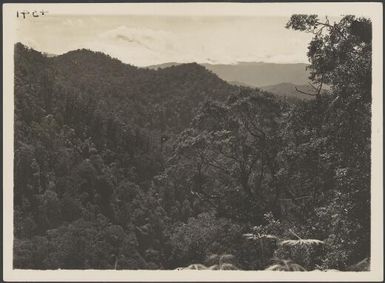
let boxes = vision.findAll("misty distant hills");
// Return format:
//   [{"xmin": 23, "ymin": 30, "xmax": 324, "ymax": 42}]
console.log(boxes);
[
  {"xmin": 146, "ymin": 62, "xmax": 311, "ymax": 88},
  {"xmin": 228, "ymin": 81, "xmax": 315, "ymax": 100},
  {"xmin": 203, "ymin": 62, "xmax": 311, "ymax": 87},
  {"xmin": 260, "ymin": 82, "xmax": 315, "ymax": 100}
]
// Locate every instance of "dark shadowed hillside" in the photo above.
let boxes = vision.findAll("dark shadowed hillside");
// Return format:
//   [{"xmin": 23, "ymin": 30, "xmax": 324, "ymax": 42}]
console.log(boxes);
[
  {"xmin": 21, "ymin": 45, "xmax": 238, "ymax": 134},
  {"xmin": 260, "ymin": 82, "xmax": 314, "ymax": 100},
  {"xmin": 13, "ymin": 43, "xmax": 244, "ymax": 270}
]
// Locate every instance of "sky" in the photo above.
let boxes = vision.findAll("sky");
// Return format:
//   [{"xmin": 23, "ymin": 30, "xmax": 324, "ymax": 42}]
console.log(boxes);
[{"xmin": 16, "ymin": 15, "xmax": 314, "ymax": 67}]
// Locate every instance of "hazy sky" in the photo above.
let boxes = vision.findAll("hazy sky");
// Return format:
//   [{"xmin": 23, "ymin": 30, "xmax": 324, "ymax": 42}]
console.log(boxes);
[{"xmin": 16, "ymin": 15, "xmax": 314, "ymax": 66}]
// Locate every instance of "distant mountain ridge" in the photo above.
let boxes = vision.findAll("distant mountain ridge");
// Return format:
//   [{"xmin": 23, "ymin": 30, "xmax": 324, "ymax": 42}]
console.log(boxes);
[
  {"xmin": 146, "ymin": 62, "xmax": 311, "ymax": 88},
  {"xmin": 146, "ymin": 62, "xmax": 180, "ymax": 69},
  {"xmin": 260, "ymin": 82, "xmax": 315, "ymax": 100}
]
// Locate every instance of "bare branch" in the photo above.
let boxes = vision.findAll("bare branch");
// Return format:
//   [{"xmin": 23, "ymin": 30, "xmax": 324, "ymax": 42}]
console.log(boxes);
[
  {"xmin": 315, "ymin": 20, "xmax": 347, "ymax": 40},
  {"xmin": 297, "ymin": 74, "xmax": 324, "ymax": 98},
  {"xmin": 316, "ymin": 74, "xmax": 324, "ymax": 96},
  {"xmin": 243, "ymin": 111, "xmax": 267, "ymax": 139},
  {"xmin": 308, "ymin": 82, "xmax": 319, "ymax": 91}
]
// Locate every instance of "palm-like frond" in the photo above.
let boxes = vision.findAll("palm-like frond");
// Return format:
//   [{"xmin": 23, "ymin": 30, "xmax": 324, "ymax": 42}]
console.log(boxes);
[
  {"xmin": 279, "ymin": 239, "xmax": 324, "ymax": 247},
  {"xmin": 183, "ymin": 263, "xmax": 208, "ymax": 270},
  {"xmin": 243, "ymin": 233, "xmax": 279, "ymax": 241},
  {"xmin": 265, "ymin": 259, "xmax": 306, "ymax": 271},
  {"xmin": 208, "ymin": 264, "xmax": 220, "ymax": 270},
  {"xmin": 220, "ymin": 263, "xmax": 239, "ymax": 270}
]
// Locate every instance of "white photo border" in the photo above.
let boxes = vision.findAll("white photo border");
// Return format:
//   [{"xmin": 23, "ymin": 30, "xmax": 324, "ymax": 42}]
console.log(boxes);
[{"xmin": 3, "ymin": 2, "xmax": 383, "ymax": 282}]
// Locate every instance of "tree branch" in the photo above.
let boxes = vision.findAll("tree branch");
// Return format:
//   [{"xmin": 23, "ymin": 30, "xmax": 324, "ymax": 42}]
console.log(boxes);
[
  {"xmin": 295, "ymin": 87, "xmax": 317, "ymax": 96},
  {"xmin": 190, "ymin": 190, "xmax": 219, "ymax": 209},
  {"xmin": 315, "ymin": 20, "xmax": 347, "ymax": 40},
  {"xmin": 297, "ymin": 74, "xmax": 324, "ymax": 98},
  {"xmin": 308, "ymin": 82, "xmax": 319, "ymax": 91}
]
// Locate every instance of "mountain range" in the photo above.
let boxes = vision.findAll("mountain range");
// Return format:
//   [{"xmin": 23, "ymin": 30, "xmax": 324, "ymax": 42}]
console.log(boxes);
[
  {"xmin": 37, "ymin": 51, "xmax": 313, "ymax": 100},
  {"xmin": 15, "ymin": 44, "xmax": 238, "ymax": 136},
  {"xmin": 147, "ymin": 62, "xmax": 310, "ymax": 86},
  {"xmin": 147, "ymin": 62, "xmax": 313, "ymax": 100}
]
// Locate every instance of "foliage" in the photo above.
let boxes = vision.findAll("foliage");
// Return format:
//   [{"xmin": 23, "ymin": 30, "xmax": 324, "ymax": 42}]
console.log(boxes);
[
  {"xmin": 283, "ymin": 14, "xmax": 371, "ymax": 270},
  {"xmin": 167, "ymin": 212, "xmax": 242, "ymax": 268},
  {"xmin": 13, "ymin": 13, "xmax": 371, "ymax": 271},
  {"xmin": 265, "ymin": 259, "xmax": 307, "ymax": 271},
  {"xmin": 177, "ymin": 254, "xmax": 240, "ymax": 270}
]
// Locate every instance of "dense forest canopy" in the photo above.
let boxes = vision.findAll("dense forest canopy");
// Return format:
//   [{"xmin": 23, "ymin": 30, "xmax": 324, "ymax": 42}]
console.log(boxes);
[{"xmin": 13, "ymin": 15, "xmax": 371, "ymax": 271}]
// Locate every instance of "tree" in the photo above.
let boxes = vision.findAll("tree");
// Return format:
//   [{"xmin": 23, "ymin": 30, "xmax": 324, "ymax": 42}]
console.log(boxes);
[
  {"xmin": 282, "ymin": 15, "xmax": 372, "ymax": 268},
  {"xmin": 286, "ymin": 15, "xmax": 371, "ymax": 100},
  {"xmin": 170, "ymin": 89, "xmax": 283, "ymax": 222}
]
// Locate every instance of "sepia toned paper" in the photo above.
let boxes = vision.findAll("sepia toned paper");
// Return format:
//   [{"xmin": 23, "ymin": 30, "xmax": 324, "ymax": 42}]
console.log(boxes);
[{"xmin": 3, "ymin": 2, "xmax": 383, "ymax": 282}]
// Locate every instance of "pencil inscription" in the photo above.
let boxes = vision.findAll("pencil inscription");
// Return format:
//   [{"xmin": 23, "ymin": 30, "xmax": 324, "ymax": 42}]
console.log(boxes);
[{"xmin": 17, "ymin": 10, "xmax": 48, "ymax": 19}]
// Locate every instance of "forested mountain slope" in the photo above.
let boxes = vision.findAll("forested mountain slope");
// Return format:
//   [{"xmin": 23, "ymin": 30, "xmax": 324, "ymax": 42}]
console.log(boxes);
[
  {"xmin": 13, "ymin": 43, "xmax": 243, "ymax": 269},
  {"xmin": 31, "ymin": 46, "xmax": 237, "ymax": 132}
]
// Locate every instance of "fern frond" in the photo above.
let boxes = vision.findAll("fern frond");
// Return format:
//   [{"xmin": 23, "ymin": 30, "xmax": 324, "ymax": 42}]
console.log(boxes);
[
  {"xmin": 279, "ymin": 239, "xmax": 324, "ymax": 247},
  {"xmin": 208, "ymin": 264, "xmax": 220, "ymax": 270},
  {"xmin": 265, "ymin": 260, "xmax": 306, "ymax": 271},
  {"xmin": 220, "ymin": 263, "xmax": 239, "ymax": 270},
  {"xmin": 184, "ymin": 263, "xmax": 208, "ymax": 270},
  {"xmin": 242, "ymin": 233, "xmax": 279, "ymax": 240}
]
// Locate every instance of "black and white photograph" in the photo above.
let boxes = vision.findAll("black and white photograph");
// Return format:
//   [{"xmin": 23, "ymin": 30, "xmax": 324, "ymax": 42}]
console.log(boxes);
[{"xmin": 2, "ymin": 2, "xmax": 383, "ymax": 282}]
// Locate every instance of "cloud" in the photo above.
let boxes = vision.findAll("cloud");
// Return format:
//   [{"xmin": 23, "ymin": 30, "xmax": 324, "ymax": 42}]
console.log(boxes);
[
  {"xmin": 82, "ymin": 25, "xmax": 248, "ymax": 66},
  {"xmin": 99, "ymin": 26, "xmax": 172, "ymax": 49},
  {"xmin": 252, "ymin": 53, "xmax": 309, "ymax": 64},
  {"xmin": 62, "ymin": 18, "xmax": 85, "ymax": 27},
  {"xmin": 16, "ymin": 16, "xmax": 312, "ymax": 66}
]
